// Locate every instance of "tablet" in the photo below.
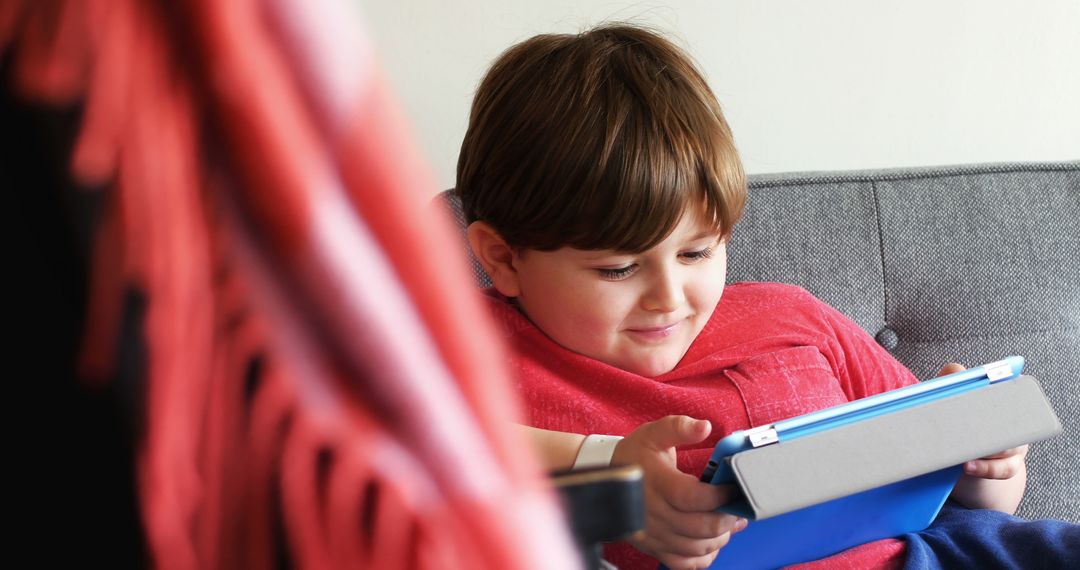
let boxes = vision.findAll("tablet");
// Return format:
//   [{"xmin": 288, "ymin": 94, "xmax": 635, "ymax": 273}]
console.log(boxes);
[
  {"xmin": 690, "ymin": 356, "xmax": 1062, "ymax": 570},
  {"xmin": 701, "ymin": 356, "xmax": 1026, "ymax": 491}
]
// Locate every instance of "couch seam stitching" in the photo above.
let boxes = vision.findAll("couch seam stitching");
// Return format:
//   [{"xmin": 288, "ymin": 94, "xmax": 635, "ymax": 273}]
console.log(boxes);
[{"xmin": 871, "ymin": 180, "xmax": 890, "ymax": 331}]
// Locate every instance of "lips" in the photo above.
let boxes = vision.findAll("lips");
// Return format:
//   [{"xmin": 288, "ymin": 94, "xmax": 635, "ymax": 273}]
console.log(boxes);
[
  {"xmin": 629, "ymin": 323, "xmax": 679, "ymax": 333},
  {"xmin": 625, "ymin": 320, "xmax": 682, "ymax": 342}
]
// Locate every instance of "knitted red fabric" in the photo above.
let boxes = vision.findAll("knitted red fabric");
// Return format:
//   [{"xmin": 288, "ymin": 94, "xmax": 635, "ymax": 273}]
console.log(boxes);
[{"xmin": 2, "ymin": 1, "xmax": 578, "ymax": 568}]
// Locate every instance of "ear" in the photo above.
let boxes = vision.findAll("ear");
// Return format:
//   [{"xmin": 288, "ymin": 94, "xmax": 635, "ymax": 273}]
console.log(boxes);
[{"xmin": 466, "ymin": 221, "xmax": 523, "ymax": 297}]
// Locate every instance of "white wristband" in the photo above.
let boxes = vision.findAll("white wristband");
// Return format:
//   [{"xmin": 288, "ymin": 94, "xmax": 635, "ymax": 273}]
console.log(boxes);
[{"xmin": 572, "ymin": 434, "xmax": 624, "ymax": 470}]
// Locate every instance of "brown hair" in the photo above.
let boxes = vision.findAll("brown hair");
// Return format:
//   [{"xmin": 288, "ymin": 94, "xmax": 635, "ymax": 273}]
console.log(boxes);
[{"xmin": 456, "ymin": 24, "xmax": 746, "ymax": 253}]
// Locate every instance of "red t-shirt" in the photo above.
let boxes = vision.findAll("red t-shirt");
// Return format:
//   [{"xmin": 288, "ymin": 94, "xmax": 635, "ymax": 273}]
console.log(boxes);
[{"xmin": 485, "ymin": 282, "xmax": 919, "ymax": 570}]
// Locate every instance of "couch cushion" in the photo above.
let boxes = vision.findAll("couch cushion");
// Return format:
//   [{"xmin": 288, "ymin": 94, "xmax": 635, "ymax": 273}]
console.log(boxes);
[{"xmin": 726, "ymin": 179, "xmax": 885, "ymax": 336}]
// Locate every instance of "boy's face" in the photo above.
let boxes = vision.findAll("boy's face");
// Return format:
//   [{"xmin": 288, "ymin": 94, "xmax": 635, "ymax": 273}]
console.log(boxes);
[{"xmin": 509, "ymin": 211, "xmax": 726, "ymax": 377}]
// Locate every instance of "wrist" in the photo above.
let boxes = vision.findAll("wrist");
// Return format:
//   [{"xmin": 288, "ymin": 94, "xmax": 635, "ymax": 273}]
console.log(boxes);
[{"xmin": 572, "ymin": 434, "xmax": 624, "ymax": 469}]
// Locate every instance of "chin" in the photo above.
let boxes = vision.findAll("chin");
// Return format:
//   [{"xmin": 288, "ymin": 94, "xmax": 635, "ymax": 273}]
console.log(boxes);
[{"xmin": 625, "ymin": 356, "xmax": 680, "ymax": 378}]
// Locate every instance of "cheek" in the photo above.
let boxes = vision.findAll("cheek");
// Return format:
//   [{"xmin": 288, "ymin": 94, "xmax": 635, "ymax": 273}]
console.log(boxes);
[
  {"xmin": 693, "ymin": 258, "xmax": 728, "ymax": 303},
  {"xmin": 712, "ymin": 252, "xmax": 729, "ymax": 297},
  {"xmin": 548, "ymin": 285, "xmax": 637, "ymax": 351},
  {"xmin": 524, "ymin": 280, "xmax": 615, "ymax": 337},
  {"xmin": 566, "ymin": 288, "xmax": 628, "ymax": 335}
]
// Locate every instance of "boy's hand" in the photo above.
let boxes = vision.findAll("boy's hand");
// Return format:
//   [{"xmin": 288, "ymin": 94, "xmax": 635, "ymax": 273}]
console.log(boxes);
[
  {"xmin": 611, "ymin": 415, "xmax": 747, "ymax": 570},
  {"xmin": 937, "ymin": 363, "xmax": 1029, "ymax": 513},
  {"xmin": 962, "ymin": 445, "xmax": 1029, "ymax": 480}
]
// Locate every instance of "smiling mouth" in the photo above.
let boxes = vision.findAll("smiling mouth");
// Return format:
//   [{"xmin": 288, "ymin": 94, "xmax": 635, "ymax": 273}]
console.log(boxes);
[
  {"xmin": 629, "ymin": 323, "xmax": 679, "ymax": 333},
  {"xmin": 625, "ymin": 321, "xmax": 682, "ymax": 341}
]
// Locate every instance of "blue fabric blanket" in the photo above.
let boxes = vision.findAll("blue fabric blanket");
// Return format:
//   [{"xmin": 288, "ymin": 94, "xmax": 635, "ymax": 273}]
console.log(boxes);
[{"xmin": 903, "ymin": 501, "xmax": 1080, "ymax": 569}]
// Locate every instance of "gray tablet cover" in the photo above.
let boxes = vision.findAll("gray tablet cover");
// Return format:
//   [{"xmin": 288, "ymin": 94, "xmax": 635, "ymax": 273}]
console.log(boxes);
[{"xmin": 730, "ymin": 375, "xmax": 1062, "ymax": 520}]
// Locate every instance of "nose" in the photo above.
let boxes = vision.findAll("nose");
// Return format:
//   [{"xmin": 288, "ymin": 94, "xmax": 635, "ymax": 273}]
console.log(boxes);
[{"xmin": 640, "ymin": 266, "xmax": 685, "ymax": 313}]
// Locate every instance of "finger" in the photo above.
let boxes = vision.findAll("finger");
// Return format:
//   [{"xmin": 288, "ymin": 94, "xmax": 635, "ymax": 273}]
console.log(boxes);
[
  {"xmin": 964, "ymin": 456, "xmax": 1023, "ymax": 479},
  {"xmin": 645, "ymin": 526, "xmax": 733, "ymax": 560},
  {"xmin": 655, "ymin": 549, "xmax": 721, "ymax": 570},
  {"xmin": 638, "ymin": 518, "xmax": 748, "ymax": 569},
  {"xmin": 640, "ymin": 415, "xmax": 712, "ymax": 451},
  {"xmin": 653, "ymin": 508, "xmax": 746, "ymax": 539},
  {"xmin": 662, "ymin": 475, "xmax": 737, "ymax": 512},
  {"xmin": 936, "ymin": 362, "xmax": 966, "ymax": 376},
  {"xmin": 979, "ymin": 445, "xmax": 1029, "ymax": 460}
]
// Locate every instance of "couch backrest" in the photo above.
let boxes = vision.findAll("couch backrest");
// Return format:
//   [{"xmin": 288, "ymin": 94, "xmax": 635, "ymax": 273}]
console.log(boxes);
[{"xmin": 440, "ymin": 161, "xmax": 1080, "ymax": 522}]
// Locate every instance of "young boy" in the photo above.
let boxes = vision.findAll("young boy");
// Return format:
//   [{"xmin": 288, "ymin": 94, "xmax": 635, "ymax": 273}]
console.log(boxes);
[{"xmin": 456, "ymin": 24, "xmax": 1069, "ymax": 570}]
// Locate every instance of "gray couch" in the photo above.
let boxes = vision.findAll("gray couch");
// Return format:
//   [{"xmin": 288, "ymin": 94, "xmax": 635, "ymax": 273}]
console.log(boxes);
[{"xmin": 444, "ymin": 161, "xmax": 1079, "ymax": 523}]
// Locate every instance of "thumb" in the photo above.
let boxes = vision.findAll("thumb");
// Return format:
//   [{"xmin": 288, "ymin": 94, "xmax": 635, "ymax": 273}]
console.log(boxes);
[
  {"xmin": 936, "ymin": 362, "xmax": 966, "ymax": 377},
  {"xmin": 640, "ymin": 415, "xmax": 712, "ymax": 451}
]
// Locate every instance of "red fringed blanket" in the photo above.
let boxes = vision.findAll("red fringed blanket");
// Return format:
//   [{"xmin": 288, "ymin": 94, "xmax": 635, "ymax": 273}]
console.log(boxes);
[{"xmin": 2, "ymin": 1, "xmax": 577, "ymax": 568}]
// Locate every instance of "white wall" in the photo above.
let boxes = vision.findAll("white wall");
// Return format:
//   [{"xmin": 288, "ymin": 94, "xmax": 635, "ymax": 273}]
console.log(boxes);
[{"xmin": 358, "ymin": 0, "xmax": 1080, "ymax": 189}]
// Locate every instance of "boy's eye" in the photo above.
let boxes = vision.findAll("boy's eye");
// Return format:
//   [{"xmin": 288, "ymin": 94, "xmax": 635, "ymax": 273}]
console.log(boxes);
[
  {"xmin": 681, "ymin": 247, "xmax": 714, "ymax": 261},
  {"xmin": 597, "ymin": 264, "xmax": 637, "ymax": 280}
]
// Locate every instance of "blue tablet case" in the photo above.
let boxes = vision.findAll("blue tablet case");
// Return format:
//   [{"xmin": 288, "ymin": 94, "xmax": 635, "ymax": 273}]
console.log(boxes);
[{"xmin": 681, "ymin": 356, "xmax": 1062, "ymax": 569}]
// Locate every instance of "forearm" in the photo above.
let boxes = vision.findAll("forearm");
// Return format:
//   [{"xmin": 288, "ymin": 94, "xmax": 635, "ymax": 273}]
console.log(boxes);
[
  {"xmin": 516, "ymin": 425, "xmax": 586, "ymax": 471},
  {"xmin": 950, "ymin": 462, "xmax": 1027, "ymax": 514}
]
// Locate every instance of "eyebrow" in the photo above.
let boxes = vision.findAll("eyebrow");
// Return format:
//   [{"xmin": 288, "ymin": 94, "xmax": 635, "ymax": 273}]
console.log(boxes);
[{"xmin": 688, "ymin": 231, "xmax": 719, "ymax": 243}]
